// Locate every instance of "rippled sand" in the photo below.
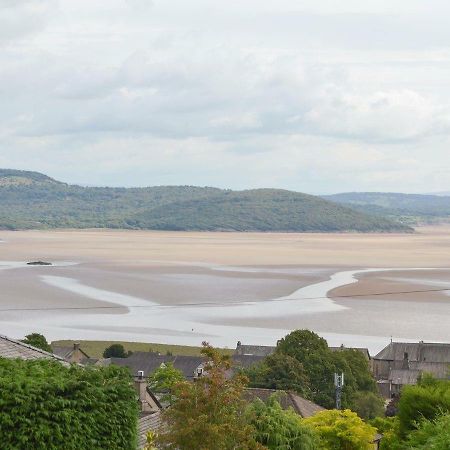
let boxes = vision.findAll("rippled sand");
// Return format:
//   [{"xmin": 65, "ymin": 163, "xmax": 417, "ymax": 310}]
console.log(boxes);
[{"xmin": 0, "ymin": 227, "xmax": 449, "ymax": 353}]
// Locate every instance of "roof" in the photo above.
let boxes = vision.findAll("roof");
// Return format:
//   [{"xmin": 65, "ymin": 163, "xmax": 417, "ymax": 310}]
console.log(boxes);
[
  {"xmin": 329, "ymin": 346, "xmax": 371, "ymax": 359},
  {"xmin": 0, "ymin": 334, "xmax": 68, "ymax": 364},
  {"xmin": 231, "ymin": 354, "xmax": 265, "ymax": 369},
  {"xmin": 374, "ymin": 342, "xmax": 450, "ymax": 363},
  {"xmin": 234, "ymin": 342, "xmax": 276, "ymax": 357},
  {"xmin": 110, "ymin": 352, "xmax": 205, "ymax": 379},
  {"xmin": 138, "ymin": 411, "xmax": 162, "ymax": 449},
  {"xmin": 243, "ymin": 388, "xmax": 324, "ymax": 418},
  {"xmin": 52, "ymin": 346, "xmax": 90, "ymax": 360}
]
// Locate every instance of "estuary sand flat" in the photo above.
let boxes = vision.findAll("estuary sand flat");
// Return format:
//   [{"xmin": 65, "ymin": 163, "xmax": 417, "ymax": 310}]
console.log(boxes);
[{"xmin": 0, "ymin": 227, "xmax": 449, "ymax": 352}]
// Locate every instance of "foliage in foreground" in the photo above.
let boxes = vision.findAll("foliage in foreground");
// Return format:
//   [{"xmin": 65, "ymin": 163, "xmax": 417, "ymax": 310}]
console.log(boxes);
[
  {"xmin": 303, "ymin": 409, "xmax": 377, "ymax": 450},
  {"xmin": 406, "ymin": 413, "xmax": 450, "ymax": 449},
  {"xmin": 396, "ymin": 375, "xmax": 450, "ymax": 435},
  {"xmin": 0, "ymin": 358, "xmax": 138, "ymax": 450},
  {"xmin": 246, "ymin": 396, "xmax": 320, "ymax": 450},
  {"xmin": 156, "ymin": 343, "xmax": 263, "ymax": 450},
  {"xmin": 21, "ymin": 332, "xmax": 52, "ymax": 352}
]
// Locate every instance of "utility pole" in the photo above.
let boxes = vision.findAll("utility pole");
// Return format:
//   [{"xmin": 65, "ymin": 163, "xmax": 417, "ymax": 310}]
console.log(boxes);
[{"xmin": 334, "ymin": 372, "xmax": 344, "ymax": 410}]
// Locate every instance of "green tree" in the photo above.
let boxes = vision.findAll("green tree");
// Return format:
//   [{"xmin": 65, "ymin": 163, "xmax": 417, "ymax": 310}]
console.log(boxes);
[
  {"xmin": 275, "ymin": 331, "xmax": 377, "ymax": 409},
  {"xmin": 156, "ymin": 342, "xmax": 263, "ymax": 450},
  {"xmin": 304, "ymin": 409, "xmax": 377, "ymax": 450},
  {"xmin": 397, "ymin": 375, "xmax": 450, "ymax": 435},
  {"xmin": 103, "ymin": 343, "xmax": 130, "ymax": 358},
  {"xmin": 350, "ymin": 391, "xmax": 385, "ymax": 420},
  {"xmin": 334, "ymin": 349, "xmax": 376, "ymax": 393},
  {"xmin": 246, "ymin": 353, "xmax": 311, "ymax": 398},
  {"xmin": 407, "ymin": 413, "xmax": 450, "ymax": 450},
  {"xmin": 148, "ymin": 362, "xmax": 184, "ymax": 404},
  {"xmin": 21, "ymin": 333, "xmax": 52, "ymax": 352},
  {"xmin": 246, "ymin": 396, "xmax": 320, "ymax": 449},
  {"xmin": 276, "ymin": 330, "xmax": 337, "ymax": 407}
]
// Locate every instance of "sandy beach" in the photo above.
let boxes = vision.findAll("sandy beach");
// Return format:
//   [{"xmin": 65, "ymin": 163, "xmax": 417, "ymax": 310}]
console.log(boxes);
[{"xmin": 0, "ymin": 227, "xmax": 449, "ymax": 353}]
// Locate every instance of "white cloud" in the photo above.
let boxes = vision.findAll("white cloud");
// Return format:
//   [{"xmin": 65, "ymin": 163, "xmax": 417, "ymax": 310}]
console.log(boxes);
[{"xmin": 0, "ymin": 0, "xmax": 449, "ymax": 193}]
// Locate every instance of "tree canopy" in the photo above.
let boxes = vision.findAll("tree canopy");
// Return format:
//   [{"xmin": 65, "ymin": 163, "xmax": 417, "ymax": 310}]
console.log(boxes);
[
  {"xmin": 246, "ymin": 396, "xmax": 320, "ymax": 450},
  {"xmin": 103, "ymin": 343, "xmax": 131, "ymax": 358},
  {"xmin": 21, "ymin": 333, "xmax": 52, "ymax": 353},
  {"xmin": 248, "ymin": 330, "xmax": 380, "ymax": 410},
  {"xmin": 304, "ymin": 409, "xmax": 377, "ymax": 450},
  {"xmin": 156, "ymin": 342, "xmax": 263, "ymax": 450}
]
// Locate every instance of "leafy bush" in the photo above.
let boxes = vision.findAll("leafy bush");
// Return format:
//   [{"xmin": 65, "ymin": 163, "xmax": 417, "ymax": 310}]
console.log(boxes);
[
  {"xmin": 246, "ymin": 396, "xmax": 320, "ymax": 449},
  {"xmin": 350, "ymin": 391, "xmax": 385, "ymax": 420},
  {"xmin": 406, "ymin": 413, "xmax": 450, "ymax": 449},
  {"xmin": 303, "ymin": 409, "xmax": 377, "ymax": 450},
  {"xmin": 0, "ymin": 358, "xmax": 139, "ymax": 449},
  {"xmin": 397, "ymin": 376, "xmax": 450, "ymax": 435}
]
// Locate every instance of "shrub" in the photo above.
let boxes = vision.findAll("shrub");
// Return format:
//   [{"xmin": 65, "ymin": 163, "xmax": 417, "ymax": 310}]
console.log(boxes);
[
  {"xmin": 246, "ymin": 396, "xmax": 320, "ymax": 449},
  {"xmin": 407, "ymin": 413, "xmax": 450, "ymax": 449},
  {"xmin": 397, "ymin": 376, "xmax": 450, "ymax": 435},
  {"xmin": 0, "ymin": 358, "xmax": 138, "ymax": 449},
  {"xmin": 303, "ymin": 409, "xmax": 377, "ymax": 450}
]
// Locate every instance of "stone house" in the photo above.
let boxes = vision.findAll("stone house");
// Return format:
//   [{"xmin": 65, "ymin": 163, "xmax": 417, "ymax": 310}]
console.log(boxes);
[{"xmin": 373, "ymin": 341, "xmax": 450, "ymax": 398}]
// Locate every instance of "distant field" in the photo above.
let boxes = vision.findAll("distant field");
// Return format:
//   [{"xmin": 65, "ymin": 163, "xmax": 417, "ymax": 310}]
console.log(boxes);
[{"xmin": 52, "ymin": 340, "xmax": 235, "ymax": 358}]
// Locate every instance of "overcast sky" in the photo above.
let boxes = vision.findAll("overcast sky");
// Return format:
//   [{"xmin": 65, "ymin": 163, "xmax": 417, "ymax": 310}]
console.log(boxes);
[{"xmin": 1, "ymin": 0, "xmax": 449, "ymax": 193}]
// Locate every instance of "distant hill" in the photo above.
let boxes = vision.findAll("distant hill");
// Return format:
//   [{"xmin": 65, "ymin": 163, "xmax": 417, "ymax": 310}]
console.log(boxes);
[
  {"xmin": 324, "ymin": 192, "xmax": 450, "ymax": 224},
  {"xmin": 0, "ymin": 169, "xmax": 411, "ymax": 232}
]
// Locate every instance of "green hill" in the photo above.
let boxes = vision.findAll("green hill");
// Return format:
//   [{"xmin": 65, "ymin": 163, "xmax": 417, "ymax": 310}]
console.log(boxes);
[
  {"xmin": 0, "ymin": 169, "xmax": 411, "ymax": 232},
  {"xmin": 324, "ymin": 192, "xmax": 450, "ymax": 225}
]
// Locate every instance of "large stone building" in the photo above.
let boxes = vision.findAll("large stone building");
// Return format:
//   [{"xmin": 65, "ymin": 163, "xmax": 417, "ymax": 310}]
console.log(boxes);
[{"xmin": 373, "ymin": 341, "xmax": 450, "ymax": 398}]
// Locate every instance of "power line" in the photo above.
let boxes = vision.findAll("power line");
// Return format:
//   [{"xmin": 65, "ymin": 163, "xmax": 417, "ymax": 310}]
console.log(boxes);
[{"xmin": 0, "ymin": 286, "xmax": 449, "ymax": 313}]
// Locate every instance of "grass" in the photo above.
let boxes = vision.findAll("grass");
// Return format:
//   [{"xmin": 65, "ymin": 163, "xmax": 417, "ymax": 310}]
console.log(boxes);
[{"xmin": 52, "ymin": 340, "xmax": 235, "ymax": 359}]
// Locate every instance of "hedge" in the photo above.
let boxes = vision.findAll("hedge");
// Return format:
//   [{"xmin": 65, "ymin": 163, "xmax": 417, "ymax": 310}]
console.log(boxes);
[{"xmin": 0, "ymin": 358, "xmax": 138, "ymax": 449}]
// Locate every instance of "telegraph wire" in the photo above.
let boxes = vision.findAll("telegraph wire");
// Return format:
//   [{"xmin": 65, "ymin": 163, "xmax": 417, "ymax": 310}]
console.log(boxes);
[{"xmin": 0, "ymin": 286, "xmax": 449, "ymax": 312}]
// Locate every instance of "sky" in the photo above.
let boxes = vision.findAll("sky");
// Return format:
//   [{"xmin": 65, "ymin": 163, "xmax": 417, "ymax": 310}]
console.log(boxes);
[{"xmin": 0, "ymin": 1, "xmax": 449, "ymax": 194}]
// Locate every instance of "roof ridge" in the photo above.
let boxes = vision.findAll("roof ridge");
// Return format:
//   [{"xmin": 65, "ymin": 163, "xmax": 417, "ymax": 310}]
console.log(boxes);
[{"xmin": 0, "ymin": 334, "xmax": 67, "ymax": 362}]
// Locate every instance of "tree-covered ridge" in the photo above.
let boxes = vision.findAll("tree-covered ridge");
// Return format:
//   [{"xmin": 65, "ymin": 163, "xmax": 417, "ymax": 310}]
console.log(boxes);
[
  {"xmin": 0, "ymin": 169, "xmax": 411, "ymax": 232},
  {"xmin": 324, "ymin": 192, "xmax": 450, "ymax": 223}
]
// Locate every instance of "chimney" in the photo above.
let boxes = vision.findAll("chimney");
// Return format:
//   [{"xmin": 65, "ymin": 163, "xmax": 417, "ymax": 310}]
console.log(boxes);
[
  {"xmin": 134, "ymin": 370, "xmax": 154, "ymax": 413},
  {"xmin": 73, "ymin": 343, "xmax": 80, "ymax": 351}
]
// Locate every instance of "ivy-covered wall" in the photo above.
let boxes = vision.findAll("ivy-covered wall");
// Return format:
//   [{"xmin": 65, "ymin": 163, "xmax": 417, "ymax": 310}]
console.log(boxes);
[{"xmin": 0, "ymin": 358, "xmax": 139, "ymax": 449}]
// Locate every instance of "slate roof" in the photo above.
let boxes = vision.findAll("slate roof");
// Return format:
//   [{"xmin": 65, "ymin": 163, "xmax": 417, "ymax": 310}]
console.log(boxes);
[
  {"xmin": 329, "ymin": 346, "xmax": 371, "ymax": 359},
  {"xmin": 110, "ymin": 352, "xmax": 205, "ymax": 380},
  {"xmin": 52, "ymin": 346, "xmax": 91, "ymax": 361},
  {"xmin": 0, "ymin": 334, "xmax": 68, "ymax": 364},
  {"xmin": 243, "ymin": 388, "xmax": 324, "ymax": 418},
  {"xmin": 231, "ymin": 354, "xmax": 265, "ymax": 369},
  {"xmin": 374, "ymin": 342, "xmax": 450, "ymax": 363},
  {"xmin": 234, "ymin": 343, "xmax": 276, "ymax": 357},
  {"xmin": 138, "ymin": 411, "xmax": 162, "ymax": 449}
]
